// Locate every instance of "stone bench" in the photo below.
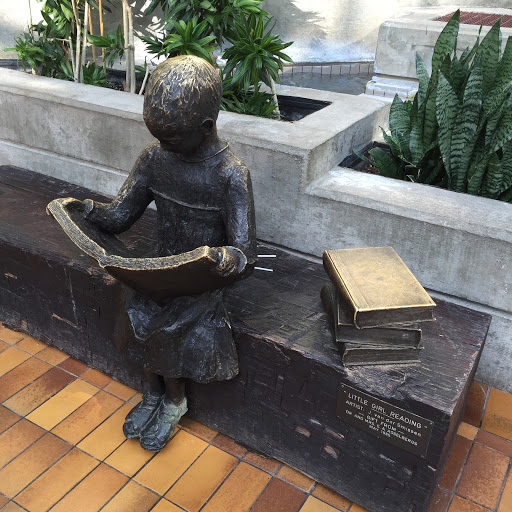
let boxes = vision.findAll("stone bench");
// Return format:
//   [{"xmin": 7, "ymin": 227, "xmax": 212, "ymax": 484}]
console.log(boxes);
[{"xmin": 0, "ymin": 166, "xmax": 490, "ymax": 512}]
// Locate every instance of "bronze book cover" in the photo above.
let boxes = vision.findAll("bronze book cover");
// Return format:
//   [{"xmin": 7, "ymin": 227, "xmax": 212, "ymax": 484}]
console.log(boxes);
[
  {"xmin": 338, "ymin": 342, "xmax": 424, "ymax": 367},
  {"xmin": 47, "ymin": 197, "xmax": 247, "ymax": 300},
  {"xmin": 320, "ymin": 284, "xmax": 422, "ymax": 347},
  {"xmin": 323, "ymin": 246, "xmax": 436, "ymax": 328}
]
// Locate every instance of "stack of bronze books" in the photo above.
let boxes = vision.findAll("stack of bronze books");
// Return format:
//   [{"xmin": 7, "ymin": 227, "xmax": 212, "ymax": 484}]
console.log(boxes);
[{"xmin": 321, "ymin": 247, "xmax": 436, "ymax": 366}]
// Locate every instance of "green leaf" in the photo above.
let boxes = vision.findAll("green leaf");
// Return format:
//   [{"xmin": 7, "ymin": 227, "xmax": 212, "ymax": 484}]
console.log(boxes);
[
  {"xmin": 353, "ymin": 150, "xmax": 377, "ymax": 168},
  {"xmin": 489, "ymin": 100, "xmax": 512, "ymax": 153},
  {"xmin": 431, "ymin": 10, "xmax": 459, "ymax": 78},
  {"xmin": 421, "ymin": 85, "xmax": 438, "ymax": 148},
  {"xmin": 493, "ymin": 36, "xmax": 512, "ymax": 98},
  {"xmin": 415, "ymin": 54, "xmax": 430, "ymax": 106},
  {"xmin": 380, "ymin": 128, "xmax": 400, "ymax": 157},
  {"xmin": 450, "ymin": 60, "xmax": 483, "ymax": 191},
  {"xmin": 467, "ymin": 155, "xmax": 490, "ymax": 195},
  {"xmin": 483, "ymin": 152, "xmax": 504, "ymax": 198},
  {"xmin": 499, "ymin": 186, "xmax": 512, "ymax": 202},
  {"xmin": 389, "ymin": 95, "xmax": 410, "ymax": 137},
  {"xmin": 423, "ymin": 158, "xmax": 445, "ymax": 185},
  {"xmin": 368, "ymin": 147, "xmax": 402, "ymax": 179},
  {"xmin": 436, "ymin": 72, "xmax": 460, "ymax": 180},
  {"xmin": 475, "ymin": 18, "xmax": 501, "ymax": 95}
]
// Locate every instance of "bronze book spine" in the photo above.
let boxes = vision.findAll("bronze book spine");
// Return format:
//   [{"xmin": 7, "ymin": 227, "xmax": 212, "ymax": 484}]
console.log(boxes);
[{"xmin": 322, "ymin": 248, "xmax": 435, "ymax": 329}]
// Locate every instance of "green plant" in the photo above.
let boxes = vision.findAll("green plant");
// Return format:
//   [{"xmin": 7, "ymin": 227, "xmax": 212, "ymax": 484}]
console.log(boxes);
[
  {"xmin": 143, "ymin": 0, "xmax": 266, "ymax": 47},
  {"xmin": 81, "ymin": 62, "xmax": 110, "ymax": 86},
  {"xmin": 222, "ymin": 14, "xmax": 292, "ymax": 93},
  {"xmin": 141, "ymin": 18, "xmax": 216, "ymax": 61},
  {"xmin": 87, "ymin": 25, "xmax": 125, "ymax": 67},
  {"xmin": 359, "ymin": 10, "xmax": 512, "ymax": 202},
  {"xmin": 221, "ymin": 80, "xmax": 278, "ymax": 117},
  {"xmin": 5, "ymin": 0, "xmax": 111, "ymax": 83},
  {"xmin": 140, "ymin": 0, "xmax": 292, "ymax": 116}
]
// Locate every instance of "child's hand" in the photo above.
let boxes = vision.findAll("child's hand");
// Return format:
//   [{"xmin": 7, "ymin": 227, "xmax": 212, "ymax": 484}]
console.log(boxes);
[{"xmin": 214, "ymin": 247, "xmax": 242, "ymax": 277}]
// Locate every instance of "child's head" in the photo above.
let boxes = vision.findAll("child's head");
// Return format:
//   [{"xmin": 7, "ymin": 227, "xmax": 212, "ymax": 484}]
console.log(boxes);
[{"xmin": 143, "ymin": 55, "xmax": 222, "ymax": 153}]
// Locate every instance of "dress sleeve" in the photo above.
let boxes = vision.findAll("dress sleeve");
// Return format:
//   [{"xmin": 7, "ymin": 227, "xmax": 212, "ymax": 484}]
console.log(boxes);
[
  {"xmin": 223, "ymin": 165, "xmax": 257, "ymax": 266},
  {"xmin": 84, "ymin": 146, "xmax": 154, "ymax": 234}
]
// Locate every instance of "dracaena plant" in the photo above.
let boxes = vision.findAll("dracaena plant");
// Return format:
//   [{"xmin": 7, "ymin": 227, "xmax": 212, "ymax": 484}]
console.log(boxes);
[
  {"xmin": 359, "ymin": 10, "xmax": 512, "ymax": 202},
  {"xmin": 141, "ymin": 0, "xmax": 293, "ymax": 117},
  {"xmin": 222, "ymin": 14, "xmax": 292, "ymax": 93},
  {"xmin": 140, "ymin": 18, "xmax": 217, "ymax": 62}
]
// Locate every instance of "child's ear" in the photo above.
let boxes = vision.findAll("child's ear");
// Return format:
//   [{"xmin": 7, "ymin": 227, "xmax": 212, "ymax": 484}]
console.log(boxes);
[{"xmin": 201, "ymin": 118, "xmax": 215, "ymax": 134}]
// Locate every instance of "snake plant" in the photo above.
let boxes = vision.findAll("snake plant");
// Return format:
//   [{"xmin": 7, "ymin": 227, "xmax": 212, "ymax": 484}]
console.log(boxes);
[{"xmin": 359, "ymin": 10, "xmax": 512, "ymax": 202}]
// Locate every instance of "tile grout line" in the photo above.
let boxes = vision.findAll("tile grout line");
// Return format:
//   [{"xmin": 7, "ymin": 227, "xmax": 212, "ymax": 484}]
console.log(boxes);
[
  {"xmin": 195, "ymin": 458, "xmax": 243, "ymax": 512},
  {"xmin": 494, "ymin": 458, "xmax": 512, "ymax": 512},
  {"xmin": 473, "ymin": 437, "xmax": 512, "ymax": 457},
  {"xmin": 8, "ymin": 440, "xmax": 75, "ymax": 503},
  {"xmin": 444, "ymin": 431, "xmax": 477, "ymax": 511},
  {"xmin": 479, "ymin": 384, "xmax": 492, "ymax": 428},
  {"xmin": 246, "ymin": 472, "xmax": 279, "ymax": 512},
  {"xmin": 134, "ymin": 429, "xmax": 211, "ymax": 498},
  {"xmin": 46, "ymin": 459, "xmax": 126, "ymax": 512}
]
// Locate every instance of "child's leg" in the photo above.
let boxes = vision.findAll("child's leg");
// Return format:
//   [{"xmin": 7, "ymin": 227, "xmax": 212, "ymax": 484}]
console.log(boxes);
[
  {"xmin": 164, "ymin": 377, "xmax": 185, "ymax": 404},
  {"xmin": 123, "ymin": 370, "xmax": 164, "ymax": 439},
  {"xmin": 139, "ymin": 377, "xmax": 188, "ymax": 451}
]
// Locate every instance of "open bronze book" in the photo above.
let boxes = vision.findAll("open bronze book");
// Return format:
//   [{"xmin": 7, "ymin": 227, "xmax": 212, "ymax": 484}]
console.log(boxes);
[{"xmin": 47, "ymin": 197, "xmax": 247, "ymax": 300}]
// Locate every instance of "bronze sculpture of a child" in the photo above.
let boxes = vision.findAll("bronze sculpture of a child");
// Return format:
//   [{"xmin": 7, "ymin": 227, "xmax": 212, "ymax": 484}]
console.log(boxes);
[{"xmin": 79, "ymin": 55, "xmax": 256, "ymax": 451}]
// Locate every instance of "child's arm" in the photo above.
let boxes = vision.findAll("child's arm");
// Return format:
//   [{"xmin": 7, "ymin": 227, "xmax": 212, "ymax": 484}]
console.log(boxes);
[
  {"xmin": 83, "ymin": 146, "xmax": 155, "ymax": 234},
  {"xmin": 218, "ymin": 165, "xmax": 257, "ymax": 276}
]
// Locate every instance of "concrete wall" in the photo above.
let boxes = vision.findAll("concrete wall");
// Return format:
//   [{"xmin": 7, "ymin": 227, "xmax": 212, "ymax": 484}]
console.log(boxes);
[
  {"xmin": 0, "ymin": 69, "xmax": 511, "ymax": 392},
  {"xmin": 2, "ymin": 1, "xmax": 512, "ymax": 64}
]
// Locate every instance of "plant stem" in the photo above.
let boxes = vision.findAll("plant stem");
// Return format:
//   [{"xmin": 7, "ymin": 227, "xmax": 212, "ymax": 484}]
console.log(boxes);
[
  {"xmin": 27, "ymin": 0, "xmax": 33, "ymax": 36},
  {"xmin": 70, "ymin": 0, "xmax": 81, "ymax": 82},
  {"xmin": 139, "ymin": 65, "xmax": 150, "ymax": 95},
  {"xmin": 121, "ymin": 0, "xmax": 136, "ymax": 93},
  {"xmin": 88, "ymin": 4, "xmax": 97, "ymax": 64},
  {"xmin": 99, "ymin": 0, "xmax": 106, "ymax": 72},
  {"xmin": 81, "ymin": 4, "xmax": 89, "ymax": 71},
  {"xmin": 122, "ymin": 1, "xmax": 129, "ymax": 91},
  {"xmin": 128, "ymin": 6, "xmax": 135, "ymax": 94},
  {"xmin": 267, "ymin": 72, "xmax": 280, "ymax": 116},
  {"xmin": 68, "ymin": 37, "xmax": 75, "ymax": 78}
]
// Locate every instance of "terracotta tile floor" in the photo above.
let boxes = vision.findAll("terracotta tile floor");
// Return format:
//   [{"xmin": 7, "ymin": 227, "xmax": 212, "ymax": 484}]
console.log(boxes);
[{"xmin": 1, "ymin": 324, "xmax": 511, "ymax": 512}]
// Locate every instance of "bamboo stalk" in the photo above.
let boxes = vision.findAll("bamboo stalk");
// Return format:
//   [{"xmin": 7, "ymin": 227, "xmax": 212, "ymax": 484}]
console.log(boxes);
[
  {"xmin": 267, "ymin": 73, "xmax": 280, "ymax": 116},
  {"xmin": 98, "ymin": 0, "xmax": 106, "ymax": 72},
  {"xmin": 28, "ymin": 0, "xmax": 33, "ymax": 36},
  {"xmin": 68, "ymin": 37, "xmax": 75, "ymax": 78},
  {"xmin": 128, "ymin": 6, "xmax": 135, "ymax": 94},
  {"xmin": 122, "ymin": 1, "xmax": 129, "ymax": 91},
  {"xmin": 139, "ymin": 65, "xmax": 150, "ymax": 95},
  {"xmin": 81, "ymin": 4, "xmax": 89, "ymax": 71},
  {"xmin": 70, "ymin": 0, "xmax": 81, "ymax": 82},
  {"xmin": 88, "ymin": 4, "xmax": 97, "ymax": 64}
]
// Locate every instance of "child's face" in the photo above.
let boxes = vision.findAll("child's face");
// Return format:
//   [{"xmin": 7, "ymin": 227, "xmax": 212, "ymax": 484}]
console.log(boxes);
[{"xmin": 158, "ymin": 122, "xmax": 205, "ymax": 154}]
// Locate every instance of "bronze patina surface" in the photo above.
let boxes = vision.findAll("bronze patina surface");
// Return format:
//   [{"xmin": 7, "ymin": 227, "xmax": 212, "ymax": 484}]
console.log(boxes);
[{"xmin": 48, "ymin": 55, "xmax": 257, "ymax": 451}]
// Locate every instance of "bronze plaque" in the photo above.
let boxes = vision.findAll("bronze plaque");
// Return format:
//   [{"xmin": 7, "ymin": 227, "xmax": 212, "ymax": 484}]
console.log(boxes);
[{"xmin": 337, "ymin": 383, "xmax": 433, "ymax": 458}]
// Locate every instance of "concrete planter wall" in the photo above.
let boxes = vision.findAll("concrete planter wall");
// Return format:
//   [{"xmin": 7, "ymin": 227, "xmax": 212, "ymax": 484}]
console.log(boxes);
[{"xmin": 1, "ymin": 68, "xmax": 511, "ymax": 392}]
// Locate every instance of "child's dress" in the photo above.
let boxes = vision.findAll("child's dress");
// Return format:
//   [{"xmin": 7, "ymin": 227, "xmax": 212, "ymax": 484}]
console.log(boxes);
[{"xmin": 86, "ymin": 142, "xmax": 257, "ymax": 383}]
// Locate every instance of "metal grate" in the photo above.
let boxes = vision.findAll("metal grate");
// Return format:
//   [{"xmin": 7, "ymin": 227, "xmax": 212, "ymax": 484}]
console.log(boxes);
[{"xmin": 435, "ymin": 11, "xmax": 512, "ymax": 28}]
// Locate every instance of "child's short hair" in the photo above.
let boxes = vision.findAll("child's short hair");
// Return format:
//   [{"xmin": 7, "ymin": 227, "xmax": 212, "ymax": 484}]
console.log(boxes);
[{"xmin": 143, "ymin": 55, "xmax": 223, "ymax": 141}]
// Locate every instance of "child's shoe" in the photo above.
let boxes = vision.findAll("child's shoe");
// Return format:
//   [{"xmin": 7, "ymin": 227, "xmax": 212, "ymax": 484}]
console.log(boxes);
[
  {"xmin": 123, "ymin": 391, "xmax": 163, "ymax": 439},
  {"xmin": 139, "ymin": 396, "xmax": 188, "ymax": 451}
]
